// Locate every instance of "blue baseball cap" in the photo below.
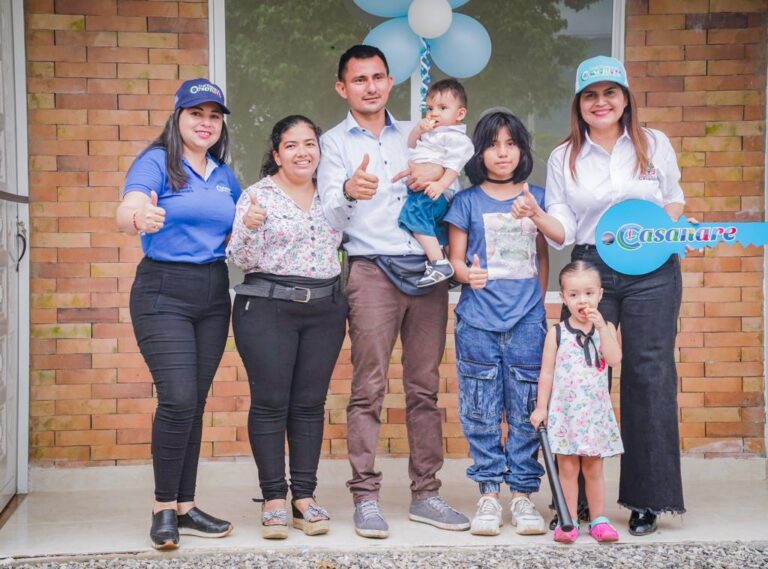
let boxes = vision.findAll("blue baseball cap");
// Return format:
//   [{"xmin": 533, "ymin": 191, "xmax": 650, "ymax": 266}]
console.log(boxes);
[
  {"xmin": 575, "ymin": 56, "xmax": 629, "ymax": 94},
  {"xmin": 174, "ymin": 78, "xmax": 230, "ymax": 114}
]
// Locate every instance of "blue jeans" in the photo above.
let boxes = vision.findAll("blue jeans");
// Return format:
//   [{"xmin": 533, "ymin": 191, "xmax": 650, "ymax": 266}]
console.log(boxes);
[{"xmin": 455, "ymin": 316, "xmax": 546, "ymax": 494}]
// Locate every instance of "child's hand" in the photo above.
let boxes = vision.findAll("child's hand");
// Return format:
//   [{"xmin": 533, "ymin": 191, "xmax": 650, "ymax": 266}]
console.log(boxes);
[
  {"xmin": 511, "ymin": 183, "xmax": 539, "ymax": 219},
  {"xmin": 530, "ymin": 407, "xmax": 548, "ymax": 429},
  {"xmin": 424, "ymin": 181, "xmax": 447, "ymax": 200},
  {"xmin": 585, "ymin": 307, "xmax": 607, "ymax": 329},
  {"xmin": 419, "ymin": 118, "xmax": 436, "ymax": 132},
  {"xmin": 468, "ymin": 254, "xmax": 488, "ymax": 289}
]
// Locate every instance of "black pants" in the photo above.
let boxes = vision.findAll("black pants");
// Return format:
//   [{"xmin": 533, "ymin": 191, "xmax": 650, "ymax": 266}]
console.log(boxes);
[
  {"xmin": 129, "ymin": 257, "xmax": 231, "ymax": 503},
  {"xmin": 573, "ymin": 246, "xmax": 684, "ymax": 514},
  {"xmin": 232, "ymin": 281, "xmax": 348, "ymax": 501}
]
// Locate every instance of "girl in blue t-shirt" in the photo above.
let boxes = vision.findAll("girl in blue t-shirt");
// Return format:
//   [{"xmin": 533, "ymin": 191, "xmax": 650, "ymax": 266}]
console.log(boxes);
[{"xmin": 444, "ymin": 110, "xmax": 549, "ymax": 537}]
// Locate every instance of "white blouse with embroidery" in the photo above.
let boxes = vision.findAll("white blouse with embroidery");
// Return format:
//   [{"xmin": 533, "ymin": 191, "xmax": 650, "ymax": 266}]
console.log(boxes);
[{"xmin": 227, "ymin": 176, "xmax": 342, "ymax": 278}]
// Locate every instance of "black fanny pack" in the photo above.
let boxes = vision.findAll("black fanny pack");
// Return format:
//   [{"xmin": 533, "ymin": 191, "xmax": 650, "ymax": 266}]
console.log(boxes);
[{"xmin": 373, "ymin": 254, "xmax": 433, "ymax": 296}]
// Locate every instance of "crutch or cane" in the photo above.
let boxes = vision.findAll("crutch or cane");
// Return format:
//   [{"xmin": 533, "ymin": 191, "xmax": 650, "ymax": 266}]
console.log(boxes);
[{"xmin": 538, "ymin": 424, "xmax": 574, "ymax": 532}]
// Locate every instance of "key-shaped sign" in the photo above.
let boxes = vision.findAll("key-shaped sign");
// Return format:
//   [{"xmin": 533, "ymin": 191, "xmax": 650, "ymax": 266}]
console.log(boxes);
[{"xmin": 595, "ymin": 199, "xmax": 767, "ymax": 275}]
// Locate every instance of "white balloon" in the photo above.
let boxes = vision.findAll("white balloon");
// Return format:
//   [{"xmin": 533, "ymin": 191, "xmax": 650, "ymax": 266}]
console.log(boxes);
[{"xmin": 408, "ymin": 0, "xmax": 453, "ymax": 39}]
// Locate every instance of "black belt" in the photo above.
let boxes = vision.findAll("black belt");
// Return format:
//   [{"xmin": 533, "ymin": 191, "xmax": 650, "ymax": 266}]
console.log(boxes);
[
  {"xmin": 234, "ymin": 278, "xmax": 338, "ymax": 303},
  {"xmin": 573, "ymin": 244, "xmax": 598, "ymax": 252}
]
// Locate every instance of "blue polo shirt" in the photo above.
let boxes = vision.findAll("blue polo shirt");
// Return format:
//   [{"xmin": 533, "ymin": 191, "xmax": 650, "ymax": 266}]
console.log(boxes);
[{"xmin": 124, "ymin": 148, "xmax": 241, "ymax": 264}]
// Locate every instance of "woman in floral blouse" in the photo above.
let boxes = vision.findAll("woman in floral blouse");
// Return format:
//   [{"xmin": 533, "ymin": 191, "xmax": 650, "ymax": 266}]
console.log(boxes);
[{"xmin": 227, "ymin": 115, "xmax": 347, "ymax": 539}]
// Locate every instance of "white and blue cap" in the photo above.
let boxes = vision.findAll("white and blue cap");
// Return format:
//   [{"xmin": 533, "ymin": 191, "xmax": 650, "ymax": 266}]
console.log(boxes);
[
  {"xmin": 575, "ymin": 55, "xmax": 629, "ymax": 94},
  {"xmin": 174, "ymin": 78, "xmax": 230, "ymax": 114}
]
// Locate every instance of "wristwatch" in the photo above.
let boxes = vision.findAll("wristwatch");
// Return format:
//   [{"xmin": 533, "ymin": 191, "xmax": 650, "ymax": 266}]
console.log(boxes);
[{"xmin": 342, "ymin": 179, "xmax": 356, "ymax": 202}]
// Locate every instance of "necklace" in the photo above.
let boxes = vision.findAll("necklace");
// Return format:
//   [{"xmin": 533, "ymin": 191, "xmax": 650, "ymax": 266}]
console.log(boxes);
[{"xmin": 485, "ymin": 175, "xmax": 515, "ymax": 184}]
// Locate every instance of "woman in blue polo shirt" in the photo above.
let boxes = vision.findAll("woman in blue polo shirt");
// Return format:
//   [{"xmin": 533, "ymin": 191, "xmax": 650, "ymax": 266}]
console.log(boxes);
[{"xmin": 116, "ymin": 79, "xmax": 242, "ymax": 550}]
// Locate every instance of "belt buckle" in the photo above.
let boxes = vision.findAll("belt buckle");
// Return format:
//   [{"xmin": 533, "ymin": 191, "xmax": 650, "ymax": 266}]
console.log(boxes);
[{"xmin": 293, "ymin": 286, "xmax": 311, "ymax": 303}]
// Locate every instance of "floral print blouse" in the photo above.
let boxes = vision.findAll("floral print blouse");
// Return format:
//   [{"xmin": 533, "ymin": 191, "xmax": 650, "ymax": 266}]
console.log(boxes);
[{"xmin": 227, "ymin": 176, "xmax": 342, "ymax": 278}]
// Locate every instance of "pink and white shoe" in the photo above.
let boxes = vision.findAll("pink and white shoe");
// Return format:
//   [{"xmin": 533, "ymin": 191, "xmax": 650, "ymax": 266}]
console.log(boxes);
[
  {"xmin": 589, "ymin": 516, "xmax": 619, "ymax": 543},
  {"xmin": 553, "ymin": 524, "xmax": 579, "ymax": 543}
]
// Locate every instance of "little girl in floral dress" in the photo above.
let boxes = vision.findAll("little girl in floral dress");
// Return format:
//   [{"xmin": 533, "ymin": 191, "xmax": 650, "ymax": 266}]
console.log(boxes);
[{"xmin": 531, "ymin": 260, "xmax": 624, "ymax": 543}]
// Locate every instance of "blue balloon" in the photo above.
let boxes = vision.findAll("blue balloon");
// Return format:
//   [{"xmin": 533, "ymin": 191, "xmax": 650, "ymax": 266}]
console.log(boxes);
[
  {"xmin": 429, "ymin": 14, "xmax": 491, "ymax": 78},
  {"xmin": 353, "ymin": 0, "xmax": 410, "ymax": 18},
  {"xmin": 449, "ymin": 0, "xmax": 471, "ymax": 8},
  {"xmin": 364, "ymin": 18, "xmax": 422, "ymax": 85}
]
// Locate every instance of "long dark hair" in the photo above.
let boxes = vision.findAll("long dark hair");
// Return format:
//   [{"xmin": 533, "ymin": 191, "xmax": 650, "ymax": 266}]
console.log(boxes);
[
  {"xmin": 135, "ymin": 106, "xmax": 231, "ymax": 192},
  {"xmin": 465, "ymin": 110, "xmax": 533, "ymax": 186},
  {"xmin": 564, "ymin": 86, "xmax": 649, "ymax": 180},
  {"xmin": 260, "ymin": 115, "xmax": 322, "ymax": 178}
]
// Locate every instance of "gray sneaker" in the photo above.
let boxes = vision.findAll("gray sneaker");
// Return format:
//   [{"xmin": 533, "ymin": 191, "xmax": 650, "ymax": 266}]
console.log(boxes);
[
  {"xmin": 353, "ymin": 500, "xmax": 389, "ymax": 539},
  {"xmin": 409, "ymin": 496, "xmax": 470, "ymax": 531},
  {"xmin": 509, "ymin": 496, "xmax": 547, "ymax": 535}
]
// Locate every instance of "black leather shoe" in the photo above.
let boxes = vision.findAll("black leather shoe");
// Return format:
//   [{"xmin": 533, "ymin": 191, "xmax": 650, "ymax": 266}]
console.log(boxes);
[
  {"xmin": 628, "ymin": 510, "xmax": 657, "ymax": 536},
  {"xmin": 150, "ymin": 509, "xmax": 179, "ymax": 550},
  {"xmin": 177, "ymin": 507, "xmax": 233, "ymax": 538}
]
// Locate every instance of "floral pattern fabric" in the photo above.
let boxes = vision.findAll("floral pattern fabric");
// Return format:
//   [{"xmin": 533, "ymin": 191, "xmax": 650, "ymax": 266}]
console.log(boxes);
[
  {"xmin": 547, "ymin": 321, "xmax": 624, "ymax": 457},
  {"xmin": 226, "ymin": 176, "xmax": 342, "ymax": 278}
]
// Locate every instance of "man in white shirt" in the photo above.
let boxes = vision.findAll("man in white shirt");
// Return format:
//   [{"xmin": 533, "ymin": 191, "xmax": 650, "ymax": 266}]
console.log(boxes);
[{"xmin": 317, "ymin": 44, "xmax": 469, "ymax": 538}]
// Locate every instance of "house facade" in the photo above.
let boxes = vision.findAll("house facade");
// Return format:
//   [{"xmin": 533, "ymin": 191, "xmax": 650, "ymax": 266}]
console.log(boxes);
[{"xmin": 0, "ymin": 0, "xmax": 764, "ymax": 509}]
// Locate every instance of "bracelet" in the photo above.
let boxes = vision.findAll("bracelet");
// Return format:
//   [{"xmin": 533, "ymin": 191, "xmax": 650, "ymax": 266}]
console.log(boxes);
[
  {"xmin": 132, "ymin": 211, "xmax": 145, "ymax": 236},
  {"xmin": 342, "ymin": 179, "xmax": 356, "ymax": 203}
]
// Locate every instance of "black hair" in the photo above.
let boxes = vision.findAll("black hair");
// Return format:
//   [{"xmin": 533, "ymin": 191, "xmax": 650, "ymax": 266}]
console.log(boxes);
[
  {"xmin": 337, "ymin": 44, "xmax": 389, "ymax": 81},
  {"xmin": 465, "ymin": 110, "xmax": 533, "ymax": 186},
  {"xmin": 260, "ymin": 115, "xmax": 322, "ymax": 177},
  {"xmin": 427, "ymin": 78, "xmax": 467, "ymax": 108},
  {"xmin": 559, "ymin": 260, "xmax": 602, "ymax": 289},
  {"xmin": 135, "ymin": 105, "xmax": 230, "ymax": 192}
]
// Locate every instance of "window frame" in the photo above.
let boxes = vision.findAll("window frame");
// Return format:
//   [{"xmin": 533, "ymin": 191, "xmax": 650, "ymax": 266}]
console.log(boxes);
[{"xmin": 209, "ymin": 0, "xmax": 626, "ymax": 304}]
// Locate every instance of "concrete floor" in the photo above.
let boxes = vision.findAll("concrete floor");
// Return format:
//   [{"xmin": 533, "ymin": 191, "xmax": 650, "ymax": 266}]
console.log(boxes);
[{"xmin": 0, "ymin": 457, "xmax": 766, "ymax": 560}]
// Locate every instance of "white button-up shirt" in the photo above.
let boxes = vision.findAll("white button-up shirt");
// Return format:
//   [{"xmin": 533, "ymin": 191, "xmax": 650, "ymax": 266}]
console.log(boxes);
[
  {"xmin": 545, "ymin": 128, "xmax": 685, "ymax": 249},
  {"xmin": 317, "ymin": 111, "xmax": 423, "ymax": 257}
]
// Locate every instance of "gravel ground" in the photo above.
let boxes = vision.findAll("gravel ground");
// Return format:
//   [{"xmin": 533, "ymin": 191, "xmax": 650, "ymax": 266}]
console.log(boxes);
[{"xmin": 6, "ymin": 542, "xmax": 768, "ymax": 569}]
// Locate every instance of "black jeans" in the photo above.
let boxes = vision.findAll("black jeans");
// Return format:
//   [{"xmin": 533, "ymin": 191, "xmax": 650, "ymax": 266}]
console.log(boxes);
[
  {"xmin": 232, "ymin": 277, "xmax": 348, "ymax": 501},
  {"xmin": 573, "ymin": 246, "xmax": 684, "ymax": 514},
  {"xmin": 129, "ymin": 257, "xmax": 231, "ymax": 503}
]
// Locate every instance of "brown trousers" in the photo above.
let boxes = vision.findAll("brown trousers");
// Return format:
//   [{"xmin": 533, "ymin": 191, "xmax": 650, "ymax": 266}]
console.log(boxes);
[{"xmin": 345, "ymin": 259, "xmax": 448, "ymax": 502}]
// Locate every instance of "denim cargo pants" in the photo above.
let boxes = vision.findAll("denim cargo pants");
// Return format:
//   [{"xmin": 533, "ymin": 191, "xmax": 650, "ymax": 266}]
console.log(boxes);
[{"xmin": 455, "ymin": 315, "xmax": 546, "ymax": 495}]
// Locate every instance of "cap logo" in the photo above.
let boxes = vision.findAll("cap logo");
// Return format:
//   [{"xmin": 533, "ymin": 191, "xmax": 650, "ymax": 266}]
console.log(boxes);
[
  {"xmin": 189, "ymin": 83, "xmax": 222, "ymax": 97},
  {"xmin": 581, "ymin": 66, "xmax": 623, "ymax": 81}
]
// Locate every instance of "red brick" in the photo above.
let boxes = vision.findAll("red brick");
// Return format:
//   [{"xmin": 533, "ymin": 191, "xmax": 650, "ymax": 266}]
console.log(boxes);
[
  {"xmin": 148, "ymin": 17, "xmax": 206, "ymax": 33},
  {"xmin": 87, "ymin": 46, "xmax": 148, "ymax": 63},
  {"xmin": 85, "ymin": 15, "xmax": 147, "ymax": 32},
  {"xmin": 27, "ymin": 45, "xmax": 86, "ymax": 62},
  {"xmin": 646, "ymin": 29, "xmax": 706, "ymax": 45},
  {"xmin": 118, "ymin": 1, "xmax": 178, "ymax": 17},
  {"xmin": 178, "ymin": 33, "xmax": 207, "ymax": 50},
  {"xmin": 57, "ymin": 93, "xmax": 117, "ymax": 110},
  {"xmin": 686, "ymin": 44, "xmax": 745, "ymax": 61},
  {"xmin": 649, "ymin": 0, "xmax": 708, "ymax": 13},
  {"xmin": 55, "ymin": 0, "xmax": 116, "ymax": 15},
  {"xmin": 55, "ymin": 31, "xmax": 118, "ymax": 47},
  {"xmin": 117, "ymin": 63, "xmax": 177, "ymax": 79},
  {"xmin": 55, "ymin": 61, "xmax": 116, "ymax": 78}
]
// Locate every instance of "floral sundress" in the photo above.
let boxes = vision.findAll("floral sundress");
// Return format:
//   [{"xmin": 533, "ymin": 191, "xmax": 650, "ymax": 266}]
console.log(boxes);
[{"xmin": 547, "ymin": 320, "xmax": 624, "ymax": 457}]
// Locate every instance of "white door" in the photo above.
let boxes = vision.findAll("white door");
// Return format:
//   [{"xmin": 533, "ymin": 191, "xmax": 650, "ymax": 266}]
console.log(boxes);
[{"xmin": 0, "ymin": 0, "xmax": 25, "ymax": 513}]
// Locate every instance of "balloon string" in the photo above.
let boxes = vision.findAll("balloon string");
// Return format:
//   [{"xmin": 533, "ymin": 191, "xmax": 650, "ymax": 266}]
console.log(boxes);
[{"xmin": 419, "ymin": 38, "xmax": 431, "ymax": 116}]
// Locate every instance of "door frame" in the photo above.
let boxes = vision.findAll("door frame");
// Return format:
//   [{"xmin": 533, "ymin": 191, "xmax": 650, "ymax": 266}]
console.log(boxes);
[{"xmin": 11, "ymin": 0, "xmax": 29, "ymax": 495}]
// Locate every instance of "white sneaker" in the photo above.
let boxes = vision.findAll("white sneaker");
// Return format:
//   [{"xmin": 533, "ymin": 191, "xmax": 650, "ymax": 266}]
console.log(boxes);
[
  {"xmin": 509, "ymin": 496, "xmax": 546, "ymax": 535},
  {"xmin": 470, "ymin": 496, "xmax": 503, "ymax": 536}
]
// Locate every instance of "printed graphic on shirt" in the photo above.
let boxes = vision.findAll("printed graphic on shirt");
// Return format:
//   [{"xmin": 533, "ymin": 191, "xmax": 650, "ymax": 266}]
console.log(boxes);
[{"xmin": 482, "ymin": 213, "xmax": 538, "ymax": 280}]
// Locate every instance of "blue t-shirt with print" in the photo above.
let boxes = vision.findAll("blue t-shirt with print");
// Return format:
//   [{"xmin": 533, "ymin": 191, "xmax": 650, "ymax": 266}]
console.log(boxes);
[
  {"xmin": 124, "ymin": 147, "xmax": 242, "ymax": 264},
  {"xmin": 444, "ymin": 184, "xmax": 546, "ymax": 332}
]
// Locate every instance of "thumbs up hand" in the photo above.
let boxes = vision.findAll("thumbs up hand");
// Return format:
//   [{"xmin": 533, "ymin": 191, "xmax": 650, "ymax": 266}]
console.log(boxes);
[
  {"xmin": 511, "ymin": 183, "xmax": 540, "ymax": 220},
  {"xmin": 243, "ymin": 191, "xmax": 267, "ymax": 230},
  {"xmin": 468, "ymin": 254, "xmax": 488, "ymax": 289},
  {"xmin": 137, "ymin": 190, "xmax": 166, "ymax": 234},
  {"xmin": 344, "ymin": 153, "xmax": 379, "ymax": 201}
]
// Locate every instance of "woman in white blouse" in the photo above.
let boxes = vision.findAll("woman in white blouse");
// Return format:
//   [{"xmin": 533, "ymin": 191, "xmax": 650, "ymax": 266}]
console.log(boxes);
[
  {"xmin": 513, "ymin": 56, "xmax": 685, "ymax": 536},
  {"xmin": 227, "ymin": 115, "xmax": 347, "ymax": 539}
]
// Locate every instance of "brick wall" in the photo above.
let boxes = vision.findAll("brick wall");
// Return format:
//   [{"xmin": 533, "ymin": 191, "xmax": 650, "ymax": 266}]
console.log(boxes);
[
  {"xmin": 626, "ymin": 0, "xmax": 767, "ymax": 456},
  {"xmin": 25, "ymin": 0, "xmax": 766, "ymax": 466}
]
